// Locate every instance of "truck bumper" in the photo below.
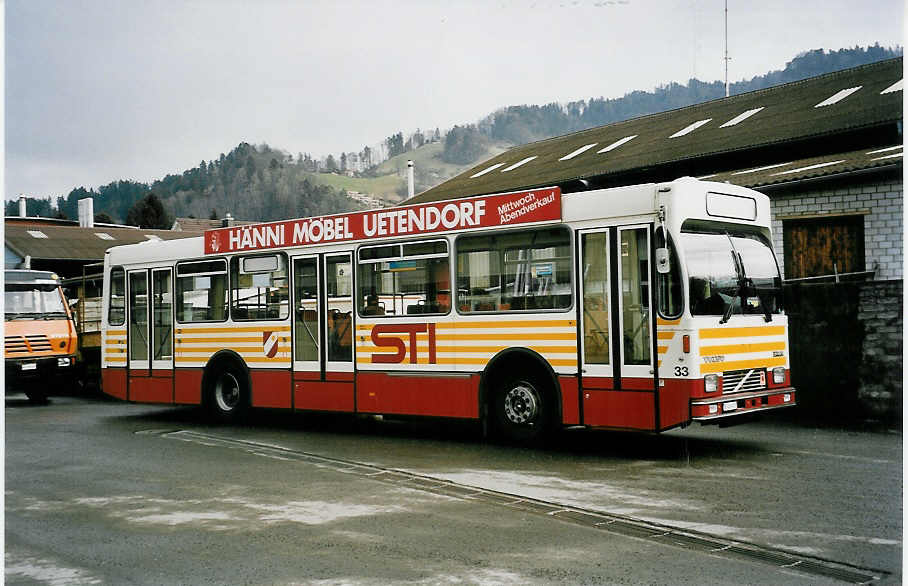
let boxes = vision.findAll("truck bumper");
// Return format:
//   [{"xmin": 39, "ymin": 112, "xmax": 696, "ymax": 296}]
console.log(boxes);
[{"xmin": 5, "ymin": 355, "xmax": 76, "ymax": 389}]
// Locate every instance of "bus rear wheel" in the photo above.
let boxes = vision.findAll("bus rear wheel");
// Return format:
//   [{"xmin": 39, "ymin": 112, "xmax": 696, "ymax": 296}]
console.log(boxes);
[
  {"xmin": 206, "ymin": 364, "xmax": 249, "ymax": 423},
  {"xmin": 492, "ymin": 376, "xmax": 551, "ymax": 443}
]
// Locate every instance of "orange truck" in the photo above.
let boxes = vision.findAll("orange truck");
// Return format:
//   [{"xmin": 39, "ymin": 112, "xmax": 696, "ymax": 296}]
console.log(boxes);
[{"xmin": 5, "ymin": 269, "xmax": 78, "ymax": 402}]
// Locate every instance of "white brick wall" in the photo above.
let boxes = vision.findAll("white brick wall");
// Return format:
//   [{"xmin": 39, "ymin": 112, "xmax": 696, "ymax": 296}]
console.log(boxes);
[{"xmin": 769, "ymin": 177, "xmax": 903, "ymax": 280}]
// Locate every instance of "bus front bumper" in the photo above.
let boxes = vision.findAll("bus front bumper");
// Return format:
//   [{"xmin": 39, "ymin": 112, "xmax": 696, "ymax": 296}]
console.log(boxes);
[{"xmin": 690, "ymin": 388, "xmax": 796, "ymax": 422}]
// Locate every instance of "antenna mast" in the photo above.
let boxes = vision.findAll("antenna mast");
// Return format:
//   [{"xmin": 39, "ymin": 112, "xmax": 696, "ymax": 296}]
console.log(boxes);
[{"xmin": 724, "ymin": 0, "xmax": 730, "ymax": 97}]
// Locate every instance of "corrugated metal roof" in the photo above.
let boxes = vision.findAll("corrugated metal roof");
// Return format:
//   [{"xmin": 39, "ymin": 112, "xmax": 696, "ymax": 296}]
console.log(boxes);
[
  {"xmin": 699, "ymin": 145, "xmax": 902, "ymax": 189},
  {"xmin": 411, "ymin": 58, "xmax": 902, "ymax": 203},
  {"xmin": 4, "ymin": 223, "xmax": 200, "ymax": 261}
]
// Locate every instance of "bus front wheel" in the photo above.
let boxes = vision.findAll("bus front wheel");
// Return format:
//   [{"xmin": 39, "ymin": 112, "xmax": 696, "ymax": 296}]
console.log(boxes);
[
  {"xmin": 206, "ymin": 364, "xmax": 249, "ymax": 423},
  {"xmin": 492, "ymin": 376, "xmax": 551, "ymax": 443}
]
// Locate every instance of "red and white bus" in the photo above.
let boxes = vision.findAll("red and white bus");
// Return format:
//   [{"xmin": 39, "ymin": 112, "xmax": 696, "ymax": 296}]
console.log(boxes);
[{"xmin": 101, "ymin": 177, "xmax": 795, "ymax": 440}]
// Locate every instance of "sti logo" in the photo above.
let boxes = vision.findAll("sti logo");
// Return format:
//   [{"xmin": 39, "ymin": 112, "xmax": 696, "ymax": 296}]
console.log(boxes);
[
  {"xmin": 209, "ymin": 232, "xmax": 221, "ymax": 253},
  {"xmin": 370, "ymin": 324, "xmax": 437, "ymax": 364}
]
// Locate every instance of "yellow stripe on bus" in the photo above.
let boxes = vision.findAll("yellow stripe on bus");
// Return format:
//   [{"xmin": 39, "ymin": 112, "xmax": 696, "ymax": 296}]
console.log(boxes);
[
  {"xmin": 699, "ymin": 341, "xmax": 787, "ymax": 355},
  {"xmin": 355, "ymin": 319, "xmax": 575, "ymax": 331},
  {"xmin": 657, "ymin": 318, "xmax": 681, "ymax": 326},
  {"xmin": 174, "ymin": 356, "xmax": 290, "ymax": 364},
  {"xmin": 359, "ymin": 344, "xmax": 575, "ymax": 355},
  {"xmin": 176, "ymin": 337, "xmax": 291, "ymax": 345},
  {"xmin": 657, "ymin": 345, "xmax": 668, "ymax": 354},
  {"xmin": 355, "ymin": 356, "xmax": 578, "ymax": 367},
  {"xmin": 700, "ymin": 356, "xmax": 787, "ymax": 374},
  {"xmin": 699, "ymin": 326, "xmax": 786, "ymax": 339},
  {"xmin": 175, "ymin": 347, "xmax": 291, "ymax": 355},
  {"xmin": 656, "ymin": 331, "xmax": 675, "ymax": 340},
  {"xmin": 175, "ymin": 326, "xmax": 291, "ymax": 334}
]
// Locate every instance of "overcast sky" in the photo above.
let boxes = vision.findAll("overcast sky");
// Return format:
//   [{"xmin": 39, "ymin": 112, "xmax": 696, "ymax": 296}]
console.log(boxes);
[{"xmin": 5, "ymin": 0, "xmax": 904, "ymax": 202}]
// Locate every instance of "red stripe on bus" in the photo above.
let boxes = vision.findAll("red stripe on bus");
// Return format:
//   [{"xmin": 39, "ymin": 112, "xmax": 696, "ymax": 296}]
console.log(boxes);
[
  {"xmin": 356, "ymin": 372, "xmax": 479, "ymax": 419},
  {"xmin": 583, "ymin": 389, "xmax": 655, "ymax": 430},
  {"xmin": 250, "ymin": 370, "xmax": 291, "ymax": 409},
  {"xmin": 129, "ymin": 374, "xmax": 173, "ymax": 404},
  {"xmin": 294, "ymin": 380, "xmax": 354, "ymax": 412},
  {"xmin": 559, "ymin": 375, "xmax": 580, "ymax": 425},
  {"xmin": 174, "ymin": 369, "xmax": 204, "ymax": 405},
  {"xmin": 102, "ymin": 368, "xmax": 127, "ymax": 401}
]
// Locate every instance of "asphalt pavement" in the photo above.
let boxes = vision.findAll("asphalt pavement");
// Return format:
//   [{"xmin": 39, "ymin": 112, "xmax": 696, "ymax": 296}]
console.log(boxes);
[{"xmin": 5, "ymin": 393, "xmax": 902, "ymax": 585}]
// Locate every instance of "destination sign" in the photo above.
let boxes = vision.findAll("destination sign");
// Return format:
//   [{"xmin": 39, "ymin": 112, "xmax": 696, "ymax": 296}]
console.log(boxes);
[{"xmin": 204, "ymin": 187, "xmax": 561, "ymax": 254}]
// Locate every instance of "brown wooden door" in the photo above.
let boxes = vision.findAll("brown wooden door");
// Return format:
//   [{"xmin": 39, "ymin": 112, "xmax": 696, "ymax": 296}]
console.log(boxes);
[{"xmin": 783, "ymin": 215, "xmax": 864, "ymax": 279}]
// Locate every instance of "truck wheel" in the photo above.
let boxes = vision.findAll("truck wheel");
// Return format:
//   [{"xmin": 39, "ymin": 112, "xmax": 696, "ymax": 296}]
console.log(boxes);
[
  {"xmin": 492, "ymin": 376, "xmax": 551, "ymax": 443},
  {"xmin": 25, "ymin": 387, "xmax": 49, "ymax": 404},
  {"xmin": 206, "ymin": 363, "xmax": 249, "ymax": 423}
]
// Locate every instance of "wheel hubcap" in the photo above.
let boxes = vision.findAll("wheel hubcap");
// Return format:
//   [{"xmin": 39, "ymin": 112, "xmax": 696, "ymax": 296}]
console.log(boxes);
[
  {"xmin": 215, "ymin": 372, "xmax": 240, "ymax": 412},
  {"xmin": 503, "ymin": 383, "xmax": 538, "ymax": 425}
]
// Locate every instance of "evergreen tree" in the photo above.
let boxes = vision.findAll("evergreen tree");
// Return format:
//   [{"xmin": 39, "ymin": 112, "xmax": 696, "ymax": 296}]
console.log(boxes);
[{"xmin": 126, "ymin": 193, "xmax": 172, "ymax": 229}]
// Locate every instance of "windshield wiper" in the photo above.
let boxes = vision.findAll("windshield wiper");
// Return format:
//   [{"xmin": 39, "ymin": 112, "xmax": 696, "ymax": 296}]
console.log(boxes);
[
  {"xmin": 719, "ymin": 249, "xmax": 743, "ymax": 324},
  {"xmin": 720, "ymin": 233, "xmax": 771, "ymax": 324}
]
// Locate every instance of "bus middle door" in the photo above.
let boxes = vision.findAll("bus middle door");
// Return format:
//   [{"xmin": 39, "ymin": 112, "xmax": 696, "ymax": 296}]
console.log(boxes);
[
  {"xmin": 579, "ymin": 224, "xmax": 657, "ymax": 430},
  {"xmin": 292, "ymin": 253, "xmax": 355, "ymax": 411}
]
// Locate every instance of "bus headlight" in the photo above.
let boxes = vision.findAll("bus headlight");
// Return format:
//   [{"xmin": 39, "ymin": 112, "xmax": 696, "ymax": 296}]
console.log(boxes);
[
  {"xmin": 772, "ymin": 367, "xmax": 786, "ymax": 384},
  {"xmin": 704, "ymin": 374, "xmax": 720, "ymax": 393},
  {"xmin": 57, "ymin": 357, "xmax": 71, "ymax": 367}
]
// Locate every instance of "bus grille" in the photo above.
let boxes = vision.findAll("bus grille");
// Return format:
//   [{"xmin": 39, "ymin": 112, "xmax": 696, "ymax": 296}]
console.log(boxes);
[
  {"xmin": 722, "ymin": 368, "xmax": 767, "ymax": 394},
  {"xmin": 5, "ymin": 335, "xmax": 52, "ymax": 353}
]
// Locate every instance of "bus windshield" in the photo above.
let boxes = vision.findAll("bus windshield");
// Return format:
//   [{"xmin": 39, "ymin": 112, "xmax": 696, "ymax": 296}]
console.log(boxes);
[
  {"xmin": 5, "ymin": 284, "xmax": 68, "ymax": 320},
  {"xmin": 682, "ymin": 226, "xmax": 782, "ymax": 317}
]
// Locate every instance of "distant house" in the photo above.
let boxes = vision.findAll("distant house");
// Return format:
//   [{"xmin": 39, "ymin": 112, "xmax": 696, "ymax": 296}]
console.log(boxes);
[{"xmin": 171, "ymin": 214, "xmax": 257, "ymax": 232}]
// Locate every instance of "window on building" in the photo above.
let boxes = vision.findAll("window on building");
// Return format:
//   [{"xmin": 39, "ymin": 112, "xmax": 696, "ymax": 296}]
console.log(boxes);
[
  {"xmin": 175, "ymin": 259, "xmax": 228, "ymax": 322},
  {"xmin": 456, "ymin": 227, "xmax": 572, "ymax": 313},
  {"xmin": 357, "ymin": 240, "xmax": 450, "ymax": 317},
  {"xmin": 230, "ymin": 253, "xmax": 289, "ymax": 320},
  {"xmin": 783, "ymin": 215, "xmax": 865, "ymax": 280}
]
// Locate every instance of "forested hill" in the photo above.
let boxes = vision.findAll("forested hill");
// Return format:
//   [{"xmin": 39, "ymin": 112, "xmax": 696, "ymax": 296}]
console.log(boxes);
[
  {"xmin": 8, "ymin": 45, "xmax": 901, "ymax": 226},
  {"xmin": 48, "ymin": 143, "xmax": 365, "ymax": 226}
]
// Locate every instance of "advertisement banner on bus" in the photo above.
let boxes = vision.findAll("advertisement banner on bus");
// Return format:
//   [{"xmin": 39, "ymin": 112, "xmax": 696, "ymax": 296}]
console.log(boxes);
[{"xmin": 203, "ymin": 187, "xmax": 562, "ymax": 254}]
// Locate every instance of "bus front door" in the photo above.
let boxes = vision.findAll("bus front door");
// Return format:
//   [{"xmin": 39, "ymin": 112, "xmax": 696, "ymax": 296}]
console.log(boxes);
[
  {"xmin": 292, "ymin": 253, "xmax": 355, "ymax": 411},
  {"xmin": 127, "ymin": 268, "xmax": 174, "ymax": 403},
  {"xmin": 579, "ymin": 225, "xmax": 657, "ymax": 430}
]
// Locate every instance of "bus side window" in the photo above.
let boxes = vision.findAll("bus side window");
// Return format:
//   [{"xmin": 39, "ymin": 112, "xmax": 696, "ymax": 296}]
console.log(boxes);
[
  {"xmin": 175, "ymin": 259, "xmax": 228, "ymax": 323},
  {"xmin": 230, "ymin": 253, "xmax": 289, "ymax": 321},
  {"xmin": 108, "ymin": 266, "xmax": 126, "ymax": 326},
  {"xmin": 656, "ymin": 228, "xmax": 683, "ymax": 319},
  {"xmin": 357, "ymin": 240, "xmax": 449, "ymax": 317},
  {"xmin": 456, "ymin": 228, "xmax": 572, "ymax": 313}
]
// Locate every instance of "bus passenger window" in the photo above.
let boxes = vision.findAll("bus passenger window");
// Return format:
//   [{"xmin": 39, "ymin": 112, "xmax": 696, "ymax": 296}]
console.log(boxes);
[
  {"xmin": 456, "ymin": 227, "xmax": 572, "ymax": 313},
  {"xmin": 326, "ymin": 255, "xmax": 353, "ymax": 362},
  {"xmin": 581, "ymin": 232, "xmax": 610, "ymax": 364},
  {"xmin": 108, "ymin": 267, "xmax": 126, "ymax": 326},
  {"xmin": 230, "ymin": 253, "xmax": 289, "ymax": 321},
  {"xmin": 175, "ymin": 259, "xmax": 228, "ymax": 322},
  {"xmin": 357, "ymin": 240, "xmax": 449, "ymax": 317}
]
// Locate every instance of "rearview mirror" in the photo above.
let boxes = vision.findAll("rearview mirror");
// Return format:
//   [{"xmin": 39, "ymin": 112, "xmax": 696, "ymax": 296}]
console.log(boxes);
[{"xmin": 655, "ymin": 247, "xmax": 670, "ymax": 274}]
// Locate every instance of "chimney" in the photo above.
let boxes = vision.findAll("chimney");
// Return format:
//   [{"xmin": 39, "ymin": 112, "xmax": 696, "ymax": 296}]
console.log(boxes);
[
  {"xmin": 407, "ymin": 160, "xmax": 415, "ymax": 199},
  {"xmin": 222, "ymin": 212, "xmax": 234, "ymax": 228},
  {"xmin": 78, "ymin": 197, "xmax": 94, "ymax": 228},
  {"xmin": 18, "ymin": 196, "xmax": 26, "ymax": 217}
]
